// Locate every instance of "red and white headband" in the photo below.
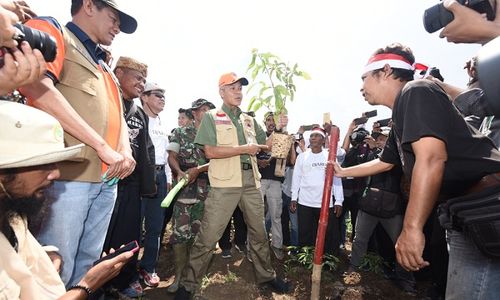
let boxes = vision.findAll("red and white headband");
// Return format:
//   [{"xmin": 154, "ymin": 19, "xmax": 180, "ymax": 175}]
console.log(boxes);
[
  {"xmin": 364, "ymin": 53, "xmax": 413, "ymax": 73},
  {"xmin": 310, "ymin": 127, "xmax": 326, "ymax": 138}
]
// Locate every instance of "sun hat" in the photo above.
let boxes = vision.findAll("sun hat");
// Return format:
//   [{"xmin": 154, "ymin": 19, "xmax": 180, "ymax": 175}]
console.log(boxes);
[{"xmin": 0, "ymin": 101, "xmax": 83, "ymax": 169}]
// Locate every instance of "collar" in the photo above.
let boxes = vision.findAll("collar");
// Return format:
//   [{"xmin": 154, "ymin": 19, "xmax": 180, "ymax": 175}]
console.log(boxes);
[
  {"xmin": 222, "ymin": 104, "xmax": 242, "ymax": 119},
  {"xmin": 66, "ymin": 22, "xmax": 106, "ymax": 63}
]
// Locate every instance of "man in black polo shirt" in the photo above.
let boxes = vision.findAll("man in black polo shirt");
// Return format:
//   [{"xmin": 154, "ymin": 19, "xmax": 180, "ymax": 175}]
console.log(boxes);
[{"xmin": 334, "ymin": 43, "xmax": 500, "ymax": 299}]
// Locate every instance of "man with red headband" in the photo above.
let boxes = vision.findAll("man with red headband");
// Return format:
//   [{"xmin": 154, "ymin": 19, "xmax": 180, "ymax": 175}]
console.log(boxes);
[{"xmin": 334, "ymin": 43, "xmax": 500, "ymax": 299}]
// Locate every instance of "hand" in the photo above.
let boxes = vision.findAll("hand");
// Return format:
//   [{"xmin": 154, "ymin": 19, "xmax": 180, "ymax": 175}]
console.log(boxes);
[
  {"xmin": 186, "ymin": 167, "xmax": 200, "ymax": 184},
  {"xmin": 77, "ymin": 248, "xmax": 134, "ymax": 292},
  {"xmin": 333, "ymin": 205, "xmax": 343, "ymax": 218},
  {"xmin": 46, "ymin": 251, "xmax": 63, "ymax": 273},
  {"xmin": 440, "ymin": 0, "xmax": 500, "ymax": 44},
  {"xmin": 10, "ymin": 1, "xmax": 36, "ymax": 21},
  {"xmin": 245, "ymin": 143, "xmax": 266, "ymax": 156},
  {"xmin": 118, "ymin": 149, "xmax": 136, "ymax": 178},
  {"xmin": 323, "ymin": 121, "xmax": 333, "ymax": 134},
  {"xmin": 0, "ymin": 6, "xmax": 18, "ymax": 48},
  {"xmin": 395, "ymin": 227, "xmax": 430, "ymax": 272},
  {"xmin": 348, "ymin": 120, "xmax": 357, "ymax": 133},
  {"xmin": 333, "ymin": 162, "xmax": 346, "ymax": 177},
  {"xmin": 289, "ymin": 200, "xmax": 297, "ymax": 213},
  {"xmin": 0, "ymin": 42, "xmax": 46, "ymax": 94},
  {"xmin": 176, "ymin": 170, "xmax": 186, "ymax": 182},
  {"xmin": 364, "ymin": 136, "xmax": 376, "ymax": 149}
]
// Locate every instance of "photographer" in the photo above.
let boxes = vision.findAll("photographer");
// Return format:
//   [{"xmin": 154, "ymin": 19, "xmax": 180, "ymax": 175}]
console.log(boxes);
[{"xmin": 339, "ymin": 120, "xmax": 377, "ymax": 244}]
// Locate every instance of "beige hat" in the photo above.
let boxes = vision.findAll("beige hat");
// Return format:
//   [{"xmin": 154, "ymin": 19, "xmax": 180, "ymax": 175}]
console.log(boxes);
[
  {"xmin": 115, "ymin": 56, "xmax": 148, "ymax": 77},
  {"xmin": 0, "ymin": 101, "xmax": 84, "ymax": 169},
  {"xmin": 143, "ymin": 82, "xmax": 165, "ymax": 94}
]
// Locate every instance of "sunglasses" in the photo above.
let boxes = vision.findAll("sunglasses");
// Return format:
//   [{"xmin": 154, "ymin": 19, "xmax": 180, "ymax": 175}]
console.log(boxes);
[{"xmin": 149, "ymin": 92, "xmax": 165, "ymax": 100}]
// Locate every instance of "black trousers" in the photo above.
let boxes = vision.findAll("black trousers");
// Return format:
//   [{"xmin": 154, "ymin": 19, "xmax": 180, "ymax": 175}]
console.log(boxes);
[
  {"xmin": 297, "ymin": 203, "xmax": 341, "ymax": 256},
  {"xmin": 340, "ymin": 194, "xmax": 360, "ymax": 242},
  {"xmin": 102, "ymin": 182, "xmax": 141, "ymax": 290},
  {"xmin": 219, "ymin": 206, "xmax": 248, "ymax": 250}
]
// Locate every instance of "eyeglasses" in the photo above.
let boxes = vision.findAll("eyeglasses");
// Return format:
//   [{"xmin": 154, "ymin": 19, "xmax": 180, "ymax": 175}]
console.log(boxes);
[{"xmin": 150, "ymin": 92, "xmax": 165, "ymax": 100}]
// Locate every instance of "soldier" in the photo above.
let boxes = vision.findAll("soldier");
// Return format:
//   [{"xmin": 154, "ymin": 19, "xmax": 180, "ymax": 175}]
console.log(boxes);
[{"xmin": 166, "ymin": 99, "xmax": 214, "ymax": 293}]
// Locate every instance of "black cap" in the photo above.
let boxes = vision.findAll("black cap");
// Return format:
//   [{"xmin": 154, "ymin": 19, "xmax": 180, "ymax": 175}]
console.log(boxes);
[{"xmin": 191, "ymin": 98, "xmax": 215, "ymax": 110}]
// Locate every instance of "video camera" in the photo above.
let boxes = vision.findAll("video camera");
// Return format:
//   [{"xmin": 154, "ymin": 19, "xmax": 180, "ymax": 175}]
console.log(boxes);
[
  {"xmin": 350, "ymin": 128, "xmax": 370, "ymax": 146},
  {"xmin": 423, "ymin": 0, "xmax": 496, "ymax": 33}
]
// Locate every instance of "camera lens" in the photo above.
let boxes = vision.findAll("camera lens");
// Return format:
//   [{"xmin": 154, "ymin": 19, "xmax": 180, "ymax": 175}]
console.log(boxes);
[
  {"xmin": 14, "ymin": 23, "xmax": 57, "ymax": 62},
  {"xmin": 423, "ymin": 3, "xmax": 455, "ymax": 33}
]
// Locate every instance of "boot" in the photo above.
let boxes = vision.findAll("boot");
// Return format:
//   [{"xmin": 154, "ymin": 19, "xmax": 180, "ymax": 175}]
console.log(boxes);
[{"xmin": 168, "ymin": 243, "xmax": 189, "ymax": 293}]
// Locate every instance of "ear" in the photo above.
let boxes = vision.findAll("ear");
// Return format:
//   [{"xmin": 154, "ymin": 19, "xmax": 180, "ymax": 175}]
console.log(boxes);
[
  {"xmin": 218, "ymin": 87, "xmax": 224, "ymax": 99},
  {"xmin": 114, "ymin": 67, "xmax": 124, "ymax": 80},
  {"xmin": 82, "ymin": 0, "xmax": 95, "ymax": 16},
  {"xmin": 382, "ymin": 64, "xmax": 392, "ymax": 78}
]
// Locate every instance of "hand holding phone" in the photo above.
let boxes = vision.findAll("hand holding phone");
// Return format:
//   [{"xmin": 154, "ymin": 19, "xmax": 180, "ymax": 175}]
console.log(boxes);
[
  {"xmin": 362, "ymin": 109, "xmax": 378, "ymax": 118},
  {"xmin": 376, "ymin": 118, "xmax": 392, "ymax": 127},
  {"xmin": 93, "ymin": 240, "xmax": 139, "ymax": 266}
]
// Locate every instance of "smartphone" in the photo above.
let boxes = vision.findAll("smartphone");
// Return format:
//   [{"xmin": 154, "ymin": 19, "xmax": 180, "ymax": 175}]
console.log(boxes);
[
  {"xmin": 354, "ymin": 117, "xmax": 368, "ymax": 126},
  {"xmin": 376, "ymin": 118, "xmax": 391, "ymax": 127},
  {"xmin": 363, "ymin": 109, "xmax": 378, "ymax": 118},
  {"xmin": 302, "ymin": 124, "xmax": 314, "ymax": 131},
  {"xmin": 323, "ymin": 112, "xmax": 331, "ymax": 124},
  {"xmin": 93, "ymin": 240, "xmax": 139, "ymax": 266}
]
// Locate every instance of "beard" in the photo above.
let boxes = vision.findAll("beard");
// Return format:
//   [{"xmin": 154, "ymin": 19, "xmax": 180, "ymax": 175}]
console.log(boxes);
[{"xmin": 0, "ymin": 190, "xmax": 52, "ymax": 235}]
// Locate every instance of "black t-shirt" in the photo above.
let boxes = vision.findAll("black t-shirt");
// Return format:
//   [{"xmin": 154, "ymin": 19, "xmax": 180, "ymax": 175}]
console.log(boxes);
[{"xmin": 380, "ymin": 80, "xmax": 500, "ymax": 196}]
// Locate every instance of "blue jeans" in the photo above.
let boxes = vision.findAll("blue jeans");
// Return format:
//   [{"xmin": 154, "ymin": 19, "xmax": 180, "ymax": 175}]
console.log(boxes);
[
  {"xmin": 37, "ymin": 180, "xmax": 117, "ymax": 286},
  {"xmin": 140, "ymin": 170, "xmax": 167, "ymax": 272},
  {"xmin": 281, "ymin": 192, "xmax": 298, "ymax": 246},
  {"xmin": 446, "ymin": 230, "xmax": 500, "ymax": 299}
]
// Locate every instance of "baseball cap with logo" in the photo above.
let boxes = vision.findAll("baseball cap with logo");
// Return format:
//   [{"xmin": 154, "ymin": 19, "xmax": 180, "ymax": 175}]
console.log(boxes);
[
  {"xmin": 100, "ymin": 0, "xmax": 137, "ymax": 34},
  {"xmin": 218, "ymin": 72, "xmax": 249, "ymax": 88},
  {"xmin": 143, "ymin": 82, "xmax": 165, "ymax": 94},
  {"xmin": 191, "ymin": 98, "xmax": 215, "ymax": 110},
  {"xmin": 0, "ymin": 101, "xmax": 84, "ymax": 169}
]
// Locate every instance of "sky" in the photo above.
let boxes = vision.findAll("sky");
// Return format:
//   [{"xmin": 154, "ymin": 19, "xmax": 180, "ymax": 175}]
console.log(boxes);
[{"xmin": 27, "ymin": 0, "xmax": 481, "ymax": 138}]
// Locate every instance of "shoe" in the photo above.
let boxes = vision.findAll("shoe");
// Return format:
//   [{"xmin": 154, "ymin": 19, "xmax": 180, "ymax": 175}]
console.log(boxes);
[
  {"xmin": 396, "ymin": 279, "xmax": 417, "ymax": 297},
  {"xmin": 221, "ymin": 249, "xmax": 232, "ymax": 259},
  {"xmin": 174, "ymin": 285, "xmax": 192, "ymax": 300},
  {"xmin": 119, "ymin": 280, "xmax": 144, "ymax": 298},
  {"xmin": 139, "ymin": 269, "xmax": 160, "ymax": 287},
  {"xmin": 263, "ymin": 277, "xmax": 291, "ymax": 294},
  {"xmin": 235, "ymin": 244, "xmax": 246, "ymax": 254},
  {"xmin": 271, "ymin": 246, "xmax": 284, "ymax": 260}
]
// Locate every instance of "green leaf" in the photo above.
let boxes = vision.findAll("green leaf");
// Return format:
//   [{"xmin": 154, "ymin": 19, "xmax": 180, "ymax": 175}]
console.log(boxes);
[
  {"xmin": 247, "ymin": 53, "xmax": 257, "ymax": 72},
  {"xmin": 275, "ymin": 84, "xmax": 290, "ymax": 97},
  {"xmin": 301, "ymin": 71, "xmax": 312, "ymax": 80},
  {"xmin": 247, "ymin": 96, "xmax": 257, "ymax": 111}
]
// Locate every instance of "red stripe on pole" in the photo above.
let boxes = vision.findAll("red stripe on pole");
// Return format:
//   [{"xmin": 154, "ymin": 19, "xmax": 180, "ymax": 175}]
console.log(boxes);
[{"xmin": 313, "ymin": 126, "xmax": 339, "ymax": 265}]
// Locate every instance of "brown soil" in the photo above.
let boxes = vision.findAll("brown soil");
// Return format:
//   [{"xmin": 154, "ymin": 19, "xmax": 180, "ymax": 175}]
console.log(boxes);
[{"xmin": 130, "ymin": 240, "xmax": 430, "ymax": 300}]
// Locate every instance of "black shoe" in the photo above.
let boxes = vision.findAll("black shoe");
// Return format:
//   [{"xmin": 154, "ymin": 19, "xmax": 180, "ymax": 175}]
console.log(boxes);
[
  {"xmin": 174, "ymin": 285, "xmax": 192, "ymax": 300},
  {"xmin": 263, "ymin": 277, "xmax": 291, "ymax": 294}
]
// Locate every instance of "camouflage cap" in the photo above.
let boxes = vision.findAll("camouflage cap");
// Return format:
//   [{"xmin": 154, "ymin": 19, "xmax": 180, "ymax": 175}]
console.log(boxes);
[
  {"xmin": 115, "ymin": 56, "xmax": 147, "ymax": 77},
  {"xmin": 191, "ymin": 98, "xmax": 215, "ymax": 110}
]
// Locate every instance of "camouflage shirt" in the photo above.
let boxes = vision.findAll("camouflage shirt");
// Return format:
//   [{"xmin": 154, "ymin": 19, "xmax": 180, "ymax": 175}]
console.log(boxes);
[
  {"xmin": 168, "ymin": 124, "xmax": 209, "ymax": 201},
  {"xmin": 168, "ymin": 124, "xmax": 208, "ymax": 170}
]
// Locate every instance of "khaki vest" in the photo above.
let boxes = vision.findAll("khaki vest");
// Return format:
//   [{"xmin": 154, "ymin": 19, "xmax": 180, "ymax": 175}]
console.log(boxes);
[
  {"xmin": 56, "ymin": 27, "xmax": 124, "ymax": 182},
  {"xmin": 208, "ymin": 109, "xmax": 261, "ymax": 188}
]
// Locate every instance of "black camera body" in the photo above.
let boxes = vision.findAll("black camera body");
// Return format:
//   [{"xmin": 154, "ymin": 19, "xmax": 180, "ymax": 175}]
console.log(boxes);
[
  {"xmin": 350, "ymin": 128, "xmax": 370, "ymax": 146},
  {"xmin": 424, "ymin": 0, "xmax": 496, "ymax": 33},
  {"xmin": 12, "ymin": 23, "xmax": 57, "ymax": 62}
]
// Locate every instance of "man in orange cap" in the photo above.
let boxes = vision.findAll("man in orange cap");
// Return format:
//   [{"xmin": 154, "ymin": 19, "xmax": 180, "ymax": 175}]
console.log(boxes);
[{"xmin": 174, "ymin": 72, "xmax": 291, "ymax": 299}]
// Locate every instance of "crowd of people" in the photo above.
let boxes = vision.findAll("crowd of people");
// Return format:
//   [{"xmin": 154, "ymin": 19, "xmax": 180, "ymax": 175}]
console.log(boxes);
[{"xmin": 1, "ymin": 0, "xmax": 500, "ymax": 300}]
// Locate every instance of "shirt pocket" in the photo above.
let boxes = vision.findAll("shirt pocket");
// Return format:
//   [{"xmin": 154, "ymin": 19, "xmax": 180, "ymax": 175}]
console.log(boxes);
[{"xmin": 216, "ymin": 125, "xmax": 234, "ymax": 145}]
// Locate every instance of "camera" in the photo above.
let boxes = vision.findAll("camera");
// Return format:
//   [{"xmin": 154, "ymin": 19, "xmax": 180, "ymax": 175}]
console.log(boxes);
[
  {"xmin": 12, "ymin": 23, "xmax": 57, "ymax": 62},
  {"xmin": 350, "ymin": 128, "xmax": 370, "ymax": 146},
  {"xmin": 423, "ymin": 0, "xmax": 496, "ymax": 33},
  {"xmin": 293, "ymin": 133, "xmax": 303, "ymax": 140}
]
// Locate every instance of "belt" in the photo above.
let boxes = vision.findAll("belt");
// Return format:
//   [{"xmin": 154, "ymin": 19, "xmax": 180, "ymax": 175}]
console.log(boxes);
[
  {"xmin": 465, "ymin": 172, "xmax": 500, "ymax": 195},
  {"xmin": 155, "ymin": 165, "xmax": 165, "ymax": 171},
  {"xmin": 242, "ymin": 162, "xmax": 252, "ymax": 170}
]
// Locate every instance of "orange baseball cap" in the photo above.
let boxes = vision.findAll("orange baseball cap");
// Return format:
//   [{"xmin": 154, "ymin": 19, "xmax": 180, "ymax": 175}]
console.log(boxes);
[{"xmin": 218, "ymin": 72, "xmax": 249, "ymax": 88}]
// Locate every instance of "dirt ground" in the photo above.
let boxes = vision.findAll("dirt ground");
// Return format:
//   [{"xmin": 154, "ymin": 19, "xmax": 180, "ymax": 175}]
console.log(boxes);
[{"xmin": 129, "ymin": 239, "xmax": 431, "ymax": 300}]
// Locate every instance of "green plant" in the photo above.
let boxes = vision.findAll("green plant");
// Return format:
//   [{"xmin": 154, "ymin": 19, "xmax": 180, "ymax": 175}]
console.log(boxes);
[
  {"xmin": 224, "ymin": 269, "xmax": 238, "ymax": 283},
  {"xmin": 246, "ymin": 49, "xmax": 310, "ymax": 118},
  {"xmin": 359, "ymin": 252, "xmax": 388, "ymax": 274},
  {"xmin": 285, "ymin": 246, "xmax": 339, "ymax": 272}
]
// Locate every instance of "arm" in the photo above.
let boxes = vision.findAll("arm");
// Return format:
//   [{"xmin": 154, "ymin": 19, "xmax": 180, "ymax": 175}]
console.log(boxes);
[
  {"xmin": 290, "ymin": 153, "xmax": 303, "ymax": 213},
  {"xmin": 204, "ymin": 143, "xmax": 266, "ymax": 159},
  {"xmin": 167, "ymin": 150, "xmax": 185, "ymax": 182},
  {"xmin": 341, "ymin": 121, "xmax": 356, "ymax": 152},
  {"xmin": 395, "ymin": 137, "xmax": 447, "ymax": 271},
  {"xmin": 332, "ymin": 175, "xmax": 344, "ymax": 217},
  {"xmin": 20, "ymin": 77, "xmax": 127, "ymax": 178},
  {"xmin": 440, "ymin": 0, "xmax": 500, "ymax": 44},
  {"xmin": 334, "ymin": 158, "xmax": 394, "ymax": 178},
  {"xmin": 427, "ymin": 76, "xmax": 464, "ymax": 101}
]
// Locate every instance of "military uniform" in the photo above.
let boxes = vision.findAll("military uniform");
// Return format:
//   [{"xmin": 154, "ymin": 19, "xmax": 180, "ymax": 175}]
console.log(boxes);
[
  {"xmin": 168, "ymin": 124, "xmax": 209, "ymax": 244},
  {"xmin": 180, "ymin": 104, "xmax": 277, "ymax": 293}
]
